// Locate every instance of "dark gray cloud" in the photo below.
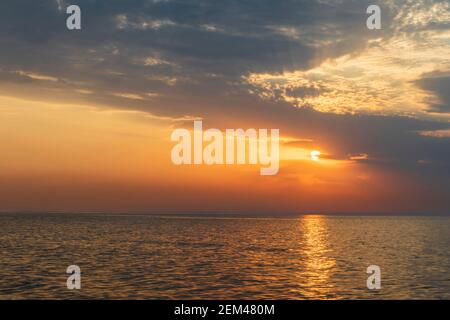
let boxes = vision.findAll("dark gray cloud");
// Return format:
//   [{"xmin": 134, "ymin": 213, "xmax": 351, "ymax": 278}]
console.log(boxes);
[
  {"xmin": 0, "ymin": 0, "xmax": 397, "ymax": 118},
  {"xmin": 0, "ymin": 0, "xmax": 391, "ymax": 84},
  {"xmin": 417, "ymin": 73, "xmax": 450, "ymax": 113}
]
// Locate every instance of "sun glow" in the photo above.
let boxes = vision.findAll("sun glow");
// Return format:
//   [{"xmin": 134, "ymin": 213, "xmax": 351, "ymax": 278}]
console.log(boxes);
[{"xmin": 311, "ymin": 150, "xmax": 321, "ymax": 161}]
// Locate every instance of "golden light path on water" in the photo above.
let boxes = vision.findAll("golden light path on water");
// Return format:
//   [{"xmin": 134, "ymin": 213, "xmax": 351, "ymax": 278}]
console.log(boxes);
[{"xmin": 298, "ymin": 216, "xmax": 337, "ymax": 299}]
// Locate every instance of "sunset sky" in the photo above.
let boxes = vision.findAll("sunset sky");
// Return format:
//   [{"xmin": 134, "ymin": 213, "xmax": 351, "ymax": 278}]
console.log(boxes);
[{"xmin": 0, "ymin": 0, "xmax": 449, "ymax": 214}]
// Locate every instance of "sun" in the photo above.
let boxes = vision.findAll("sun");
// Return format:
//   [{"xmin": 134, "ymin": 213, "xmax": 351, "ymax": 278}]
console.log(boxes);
[{"xmin": 310, "ymin": 150, "xmax": 321, "ymax": 161}]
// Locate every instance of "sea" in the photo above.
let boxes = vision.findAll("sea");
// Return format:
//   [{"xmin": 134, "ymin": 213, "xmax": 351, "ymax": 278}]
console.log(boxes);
[{"xmin": 0, "ymin": 213, "xmax": 448, "ymax": 299}]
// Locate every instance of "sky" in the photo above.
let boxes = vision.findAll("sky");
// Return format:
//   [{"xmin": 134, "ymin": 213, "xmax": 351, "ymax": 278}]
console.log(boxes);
[{"xmin": 0, "ymin": 0, "xmax": 449, "ymax": 214}]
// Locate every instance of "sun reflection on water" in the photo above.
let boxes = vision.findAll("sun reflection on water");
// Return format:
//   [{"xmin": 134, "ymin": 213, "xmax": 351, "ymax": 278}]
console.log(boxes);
[{"xmin": 299, "ymin": 215, "xmax": 337, "ymax": 298}]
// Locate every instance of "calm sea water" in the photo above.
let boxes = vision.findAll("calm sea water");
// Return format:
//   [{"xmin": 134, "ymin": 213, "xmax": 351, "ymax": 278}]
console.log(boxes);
[{"xmin": 0, "ymin": 214, "xmax": 448, "ymax": 299}]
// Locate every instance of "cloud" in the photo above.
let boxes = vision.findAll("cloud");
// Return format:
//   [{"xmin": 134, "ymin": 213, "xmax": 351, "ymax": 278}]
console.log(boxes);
[
  {"xmin": 244, "ymin": 1, "xmax": 450, "ymax": 117},
  {"xmin": 419, "ymin": 129, "xmax": 450, "ymax": 138},
  {"xmin": 15, "ymin": 71, "xmax": 59, "ymax": 82},
  {"xmin": 417, "ymin": 72, "xmax": 450, "ymax": 113}
]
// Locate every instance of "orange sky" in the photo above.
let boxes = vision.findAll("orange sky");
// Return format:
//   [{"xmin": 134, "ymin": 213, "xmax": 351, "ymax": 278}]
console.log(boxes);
[{"xmin": 0, "ymin": 94, "xmax": 445, "ymax": 213}]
